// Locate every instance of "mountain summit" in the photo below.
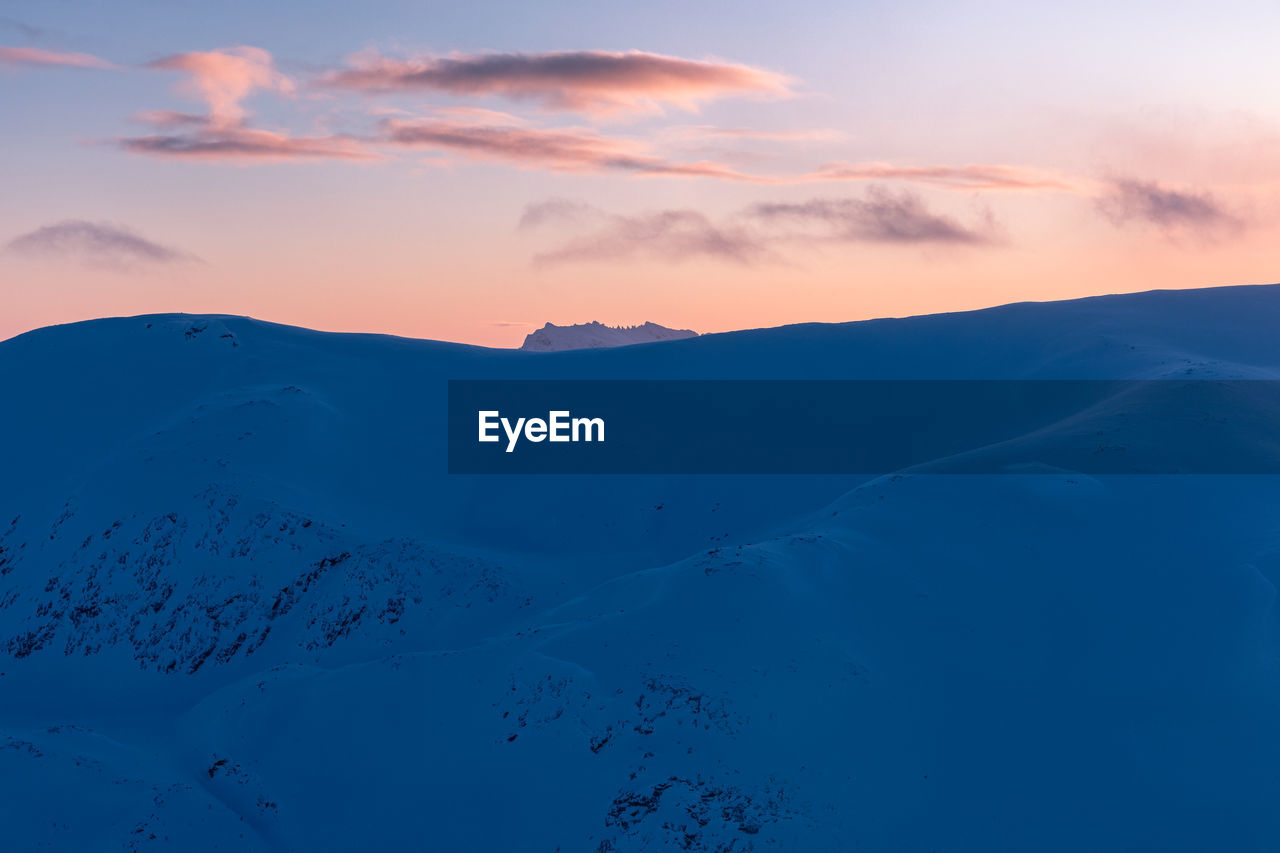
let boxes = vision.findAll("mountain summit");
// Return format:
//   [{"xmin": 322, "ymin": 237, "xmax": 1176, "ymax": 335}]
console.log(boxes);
[{"xmin": 520, "ymin": 320, "xmax": 697, "ymax": 351}]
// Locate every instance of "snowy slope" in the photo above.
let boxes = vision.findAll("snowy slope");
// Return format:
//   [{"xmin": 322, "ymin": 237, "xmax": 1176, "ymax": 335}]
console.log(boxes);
[
  {"xmin": 4, "ymin": 285, "xmax": 1280, "ymax": 851},
  {"xmin": 521, "ymin": 320, "xmax": 697, "ymax": 351}
]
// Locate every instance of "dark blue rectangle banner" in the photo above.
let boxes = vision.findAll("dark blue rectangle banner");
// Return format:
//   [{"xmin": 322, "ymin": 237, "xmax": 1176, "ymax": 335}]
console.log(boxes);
[{"xmin": 447, "ymin": 380, "xmax": 1280, "ymax": 474}]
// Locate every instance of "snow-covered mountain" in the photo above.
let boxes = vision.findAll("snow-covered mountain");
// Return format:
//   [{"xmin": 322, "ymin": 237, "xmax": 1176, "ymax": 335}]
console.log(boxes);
[
  {"xmin": 521, "ymin": 320, "xmax": 697, "ymax": 351},
  {"xmin": 5, "ymin": 284, "xmax": 1280, "ymax": 850}
]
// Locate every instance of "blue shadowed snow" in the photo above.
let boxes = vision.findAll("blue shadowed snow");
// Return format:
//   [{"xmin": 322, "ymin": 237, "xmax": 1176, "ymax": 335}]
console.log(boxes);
[{"xmin": 3, "ymin": 284, "xmax": 1280, "ymax": 850}]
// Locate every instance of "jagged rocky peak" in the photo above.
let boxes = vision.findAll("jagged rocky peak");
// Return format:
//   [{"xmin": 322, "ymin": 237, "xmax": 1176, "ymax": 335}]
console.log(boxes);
[{"xmin": 520, "ymin": 320, "xmax": 698, "ymax": 352}]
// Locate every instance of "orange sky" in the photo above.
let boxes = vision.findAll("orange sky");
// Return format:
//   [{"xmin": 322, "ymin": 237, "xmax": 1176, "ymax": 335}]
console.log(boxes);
[{"xmin": 3, "ymin": 2, "xmax": 1278, "ymax": 347}]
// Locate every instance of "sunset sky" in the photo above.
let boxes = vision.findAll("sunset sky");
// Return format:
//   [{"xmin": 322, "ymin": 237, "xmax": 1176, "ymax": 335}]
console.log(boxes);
[{"xmin": 3, "ymin": 0, "xmax": 1278, "ymax": 346}]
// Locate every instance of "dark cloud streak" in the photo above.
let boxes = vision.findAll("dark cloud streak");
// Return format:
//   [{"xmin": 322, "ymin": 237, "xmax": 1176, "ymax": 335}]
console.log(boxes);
[
  {"xmin": 749, "ymin": 189, "xmax": 997, "ymax": 245},
  {"xmin": 381, "ymin": 119, "xmax": 763, "ymax": 180},
  {"xmin": 518, "ymin": 199, "xmax": 602, "ymax": 229},
  {"xmin": 118, "ymin": 127, "xmax": 375, "ymax": 162},
  {"xmin": 1097, "ymin": 178, "xmax": 1243, "ymax": 234},
  {"xmin": 532, "ymin": 208, "xmax": 767, "ymax": 267},
  {"xmin": 6, "ymin": 221, "xmax": 199, "ymax": 270},
  {"xmin": 522, "ymin": 188, "xmax": 1000, "ymax": 267},
  {"xmin": 323, "ymin": 50, "xmax": 790, "ymax": 114}
]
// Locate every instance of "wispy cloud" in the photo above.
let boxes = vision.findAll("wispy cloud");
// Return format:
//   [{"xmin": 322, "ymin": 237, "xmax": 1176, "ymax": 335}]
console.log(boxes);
[
  {"xmin": 1096, "ymin": 178, "xmax": 1243, "ymax": 235},
  {"xmin": 518, "ymin": 198, "xmax": 603, "ymax": 229},
  {"xmin": 6, "ymin": 221, "xmax": 200, "ymax": 270},
  {"xmin": 0, "ymin": 45, "xmax": 116, "ymax": 70},
  {"xmin": 384, "ymin": 115, "xmax": 1078, "ymax": 188},
  {"xmin": 811, "ymin": 161, "xmax": 1079, "ymax": 191},
  {"xmin": 119, "ymin": 46, "xmax": 374, "ymax": 163},
  {"xmin": 748, "ymin": 189, "xmax": 998, "ymax": 244},
  {"xmin": 146, "ymin": 46, "xmax": 293, "ymax": 127},
  {"xmin": 118, "ymin": 127, "xmax": 375, "ymax": 162},
  {"xmin": 322, "ymin": 49, "xmax": 792, "ymax": 115},
  {"xmin": 380, "ymin": 118, "xmax": 766, "ymax": 179},
  {"xmin": 530, "ymin": 207, "xmax": 768, "ymax": 267},
  {"xmin": 662, "ymin": 124, "xmax": 843, "ymax": 142},
  {"xmin": 420, "ymin": 105, "xmax": 529, "ymax": 125},
  {"xmin": 98, "ymin": 42, "xmax": 1090, "ymax": 196},
  {"xmin": 522, "ymin": 188, "xmax": 999, "ymax": 267}
]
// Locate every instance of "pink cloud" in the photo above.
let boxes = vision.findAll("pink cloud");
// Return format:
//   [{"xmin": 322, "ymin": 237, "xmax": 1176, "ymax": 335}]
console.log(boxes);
[
  {"xmin": 120, "ymin": 46, "xmax": 366, "ymax": 164},
  {"xmin": 663, "ymin": 124, "xmax": 844, "ymax": 142},
  {"xmin": 147, "ymin": 46, "xmax": 293, "ymax": 126},
  {"xmin": 119, "ymin": 126, "xmax": 375, "ymax": 163},
  {"xmin": 379, "ymin": 118, "xmax": 769, "ymax": 180},
  {"xmin": 323, "ymin": 49, "xmax": 792, "ymax": 115},
  {"xmin": 810, "ymin": 161, "xmax": 1082, "ymax": 191},
  {"xmin": 375, "ymin": 115, "xmax": 1102, "ymax": 192},
  {"xmin": 0, "ymin": 46, "xmax": 116, "ymax": 70},
  {"xmin": 425, "ymin": 105, "xmax": 529, "ymax": 125},
  {"xmin": 379, "ymin": 117, "xmax": 1094, "ymax": 191}
]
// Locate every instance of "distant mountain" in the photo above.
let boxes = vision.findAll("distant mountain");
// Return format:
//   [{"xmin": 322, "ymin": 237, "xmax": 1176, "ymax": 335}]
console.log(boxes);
[{"xmin": 521, "ymin": 320, "xmax": 697, "ymax": 351}]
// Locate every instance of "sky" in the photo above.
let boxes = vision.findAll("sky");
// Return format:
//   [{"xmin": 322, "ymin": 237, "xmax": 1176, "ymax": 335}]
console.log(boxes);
[{"xmin": 2, "ymin": 0, "xmax": 1278, "ymax": 347}]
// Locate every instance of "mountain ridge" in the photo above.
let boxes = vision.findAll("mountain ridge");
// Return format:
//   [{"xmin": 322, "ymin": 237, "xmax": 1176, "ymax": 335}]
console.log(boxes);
[
  {"xmin": 9, "ymin": 280, "xmax": 1280, "ymax": 354},
  {"xmin": 520, "ymin": 320, "xmax": 698, "ymax": 351},
  {"xmin": 5, "ymin": 281, "xmax": 1280, "ymax": 850}
]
